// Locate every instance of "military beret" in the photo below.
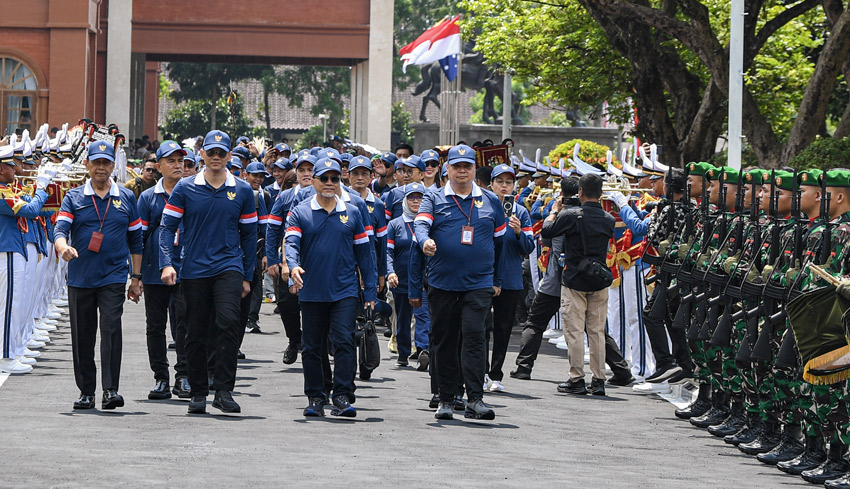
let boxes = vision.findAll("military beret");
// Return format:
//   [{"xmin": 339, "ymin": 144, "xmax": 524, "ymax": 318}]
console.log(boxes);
[
  {"xmin": 798, "ymin": 169, "xmax": 822, "ymax": 187},
  {"xmin": 822, "ymin": 169, "xmax": 850, "ymax": 188},
  {"xmin": 773, "ymin": 170, "xmax": 794, "ymax": 191},
  {"xmin": 744, "ymin": 169, "xmax": 770, "ymax": 185},
  {"xmin": 686, "ymin": 162, "xmax": 716, "ymax": 177}
]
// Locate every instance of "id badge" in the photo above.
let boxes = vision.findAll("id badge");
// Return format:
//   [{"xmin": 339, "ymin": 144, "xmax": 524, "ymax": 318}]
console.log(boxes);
[
  {"xmin": 89, "ymin": 231, "xmax": 104, "ymax": 253},
  {"xmin": 461, "ymin": 225, "xmax": 474, "ymax": 245}
]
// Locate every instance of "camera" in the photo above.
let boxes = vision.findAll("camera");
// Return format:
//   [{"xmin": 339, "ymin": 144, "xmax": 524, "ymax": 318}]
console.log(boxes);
[{"xmin": 503, "ymin": 191, "xmax": 516, "ymax": 218}]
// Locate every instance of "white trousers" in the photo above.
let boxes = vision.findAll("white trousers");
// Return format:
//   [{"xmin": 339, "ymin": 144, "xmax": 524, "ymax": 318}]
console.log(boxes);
[
  {"xmin": 606, "ymin": 265, "xmax": 655, "ymax": 377},
  {"xmin": 19, "ymin": 244, "xmax": 40, "ymax": 351},
  {"xmin": 0, "ymin": 251, "xmax": 26, "ymax": 359}
]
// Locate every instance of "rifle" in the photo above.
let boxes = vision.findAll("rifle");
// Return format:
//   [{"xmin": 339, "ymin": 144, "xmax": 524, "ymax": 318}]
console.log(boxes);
[{"xmin": 819, "ymin": 171, "xmax": 832, "ymax": 265}]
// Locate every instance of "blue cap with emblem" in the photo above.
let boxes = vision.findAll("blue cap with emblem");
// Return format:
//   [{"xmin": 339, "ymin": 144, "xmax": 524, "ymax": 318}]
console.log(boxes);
[
  {"xmin": 236, "ymin": 136, "xmax": 250, "ymax": 145},
  {"xmin": 245, "ymin": 161, "xmax": 270, "ymax": 177},
  {"xmin": 203, "ymin": 130, "xmax": 231, "ymax": 152},
  {"xmin": 340, "ymin": 153, "xmax": 352, "ymax": 163},
  {"xmin": 491, "ymin": 164, "xmax": 516, "ymax": 179},
  {"xmin": 227, "ymin": 156, "xmax": 243, "ymax": 169},
  {"xmin": 309, "ymin": 147, "xmax": 321, "ymax": 157},
  {"xmin": 380, "ymin": 152, "xmax": 398, "ymax": 168},
  {"xmin": 313, "ymin": 157, "xmax": 341, "ymax": 177},
  {"xmin": 88, "ymin": 141, "xmax": 115, "ymax": 162},
  {"xmin": 295, "ymin": 154, "xmax": 317, "ymax": 169},
  {"xmin": 404, "ymin": 182, "xmax": 426, "ymax": 198},
  {"xmin": 420, "ymin": 149, "xmax": 439, "ymax": 163},
  {"xmin": 274, "ymin": 143, "xmax": 291, "ymax": 154},
  {"xmin": 441, "ymin": 162, "xmax": 448, "ymax": 177},
  {"xmin": 447, "ymin": 144, "xmax": 476, "ymax": 165},
  {"xmin": 232, "ymin": 145, "xmax": 251, "ymax": 162},
  {"xmin": 273, "ymin": 157, "xmax": 292, "ymax": 170},
  {"xmin": 348, "ymin": 155, "xmax": 372, "ymax": 172},
  {"xmin": 316, "ymin": 147, "xmax": 341, "ymax": 162},
  {"xmin": 156, "ymin": 140, "xmax": 188, "ymax": 160},
  {"xmin": 401, "ymin": 155, "xmax": 425, "ymax": 172},
  {"xmin": 183, "ymin": 148, "xmax": 195, "ymax": 161}
]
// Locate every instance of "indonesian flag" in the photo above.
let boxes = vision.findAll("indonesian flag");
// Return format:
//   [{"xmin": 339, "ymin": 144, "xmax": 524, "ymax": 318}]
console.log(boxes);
[{"xmin": 399, "ymin": 15, "xmax": 461, "ymax": 74}]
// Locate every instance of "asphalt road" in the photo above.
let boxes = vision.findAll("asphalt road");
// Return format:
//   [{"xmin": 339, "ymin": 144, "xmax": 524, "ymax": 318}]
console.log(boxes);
[{"xmin": 0, "ymin": 298, "xmax": 812, "ymax": 488}]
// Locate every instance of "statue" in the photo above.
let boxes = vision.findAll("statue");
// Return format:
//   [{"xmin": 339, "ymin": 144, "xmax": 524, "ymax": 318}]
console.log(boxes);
[{"xmin": 412, "ymin": 43, "xmax": 523, "ymax": 125}]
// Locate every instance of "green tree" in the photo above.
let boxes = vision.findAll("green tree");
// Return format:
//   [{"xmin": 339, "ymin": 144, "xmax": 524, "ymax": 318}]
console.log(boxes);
[
  {"xmin": 273, "ymin": 66, "xmax": 350, "ymax": 137},
  {"xmin": 392, "ymin": 101, "xmax": 415, "ymax": 145},
  {"xmin": 160, "ymin": 97, "xmax": 262, "ymax": 142},
  {"xmin": 462, "ymin": 0, "xmax": 850, "ymax": 168},
  {"xmin": 166, "ymin": 63, "xmax": 272, "ymax": 131}
]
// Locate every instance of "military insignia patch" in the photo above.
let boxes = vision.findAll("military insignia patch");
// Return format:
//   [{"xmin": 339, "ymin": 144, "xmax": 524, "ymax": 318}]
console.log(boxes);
[
  {"xmin": 339, "ymin": 214, "xmax": 349, "ymax": 224},
  {"xmin": 112, "ymin": 199, "xmax": 122, "ymax": 209},
  {"xmin": 227, "ymin": 191, "xmax": 236, "ymax": 201},
  {"xmin": 802, "ymin": 173, "xmax": 808, "ymax": 182},
  {"xmin": 170, "ymin": 143, "xmax": 177, "ymax": 148},
  {"xmin": 325, "ymin": 161, "xmax": 333, "ymax": 167},
  {"xmin": 762, "ymin": 172, "xmax": 770, "ymax": 182},
  {"xmin": 708, "ymin": 170, "xmax": 714, "ymax": 178},
  {"xmin": 745, "ymin": 173, "xmax": 752, "ymax": 182},
  {"xmin": 367, "ymin": 205, "xmax": 374, "ymax": 213},
  {"xmin": 98, "ymin": 144, "xmax": 107, "ymax": 151},
  {"xmin": 689, "ymin": 163, "xmax": 695, "ymax": 171},
  {"xmin": 474, "ymin": 199, "xmax": 483, "ymax": 208},
  {"xmin": 214, "ymin": 135, "xmax": 223, "ymax": 142},
  {"xmin": 458, "ymin": 148, "xmax": 466, "ymax": 155},
  {"xmin": 776, "ymin": 177, "xmax": 782, "ymax": 186}
]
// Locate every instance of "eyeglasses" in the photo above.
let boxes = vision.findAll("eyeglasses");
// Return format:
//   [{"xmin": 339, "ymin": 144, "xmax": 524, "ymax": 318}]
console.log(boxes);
[
  {"xmin": 425, "ymin": 160, "xmax": 440, "ymax": 168},
  {"xmin": 318, "ymin": 175, "xmax": 340, "ymax": 183},
  {"xmin": 184, "ymin": 162, "xmax": 195, "ymax": 168},
  {"xmin": 406, "ymin": 195, "xmax": 423, "ymax": 201},
  {"xmin": 205, "ymin": 148, "xmax": 228, "ymax": 158}
]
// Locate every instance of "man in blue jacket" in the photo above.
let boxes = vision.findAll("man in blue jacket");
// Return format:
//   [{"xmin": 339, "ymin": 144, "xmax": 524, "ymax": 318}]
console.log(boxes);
[
  {"xmin": 285, "ymin": 158, "xmax": 377, "ymax": 418},
  {"xmin": 160, "ymin": 130, "xmax": 258, "ymax": 415},
  {"xmin": 414, "ymin": 144, "xmax": 506, "ymax": 421}
]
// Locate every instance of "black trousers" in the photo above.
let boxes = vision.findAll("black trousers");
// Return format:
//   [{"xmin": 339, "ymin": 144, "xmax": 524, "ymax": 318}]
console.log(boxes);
[
  {"xmin": 144, "ymin": 283, "xmax": 188, "ymax": 381},
  {"xmin": 69, "ymin": 283, "xmax": 125, "ymax": 395},
  {"xmin": 643, "ymin": 284, "xmax": 693, "ymax": 372},
  {"xmin": 486, "ymin": 288, "xmax": 523, "ymax": 381},
  {"xmin": 276, "ymin": 277, "xmax": 302, "ymax": 345},
  {"xmin": 183, "ymin": 271, "xmax": 243, "ymax": 397},
  {"xmin": 514, "ymin": 291, "xmax": 631, "ymax": 378},
  {"xmin": 428, "ymin": 287, "xmax": 493, "ymax": 403}
]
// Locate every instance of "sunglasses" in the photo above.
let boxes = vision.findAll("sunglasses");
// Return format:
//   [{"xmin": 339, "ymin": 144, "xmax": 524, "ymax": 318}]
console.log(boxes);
[
  {"xmin": 205, "ymin": 148, "xmax": 228, "ymax": 158},
  {"xmin": 143, "ymin": 168, "xmax": 156, "ymax": 173},
  {"xmin": 184, "ymin": 161, "xmax": 195, "ymax": 168},
  {"xmin": 318, "ymin": 175, "xmax": 340, "ymax": 183},
  {"xmin": 425, "ymin": 160, "xmax": 440, "ymax": 168}
]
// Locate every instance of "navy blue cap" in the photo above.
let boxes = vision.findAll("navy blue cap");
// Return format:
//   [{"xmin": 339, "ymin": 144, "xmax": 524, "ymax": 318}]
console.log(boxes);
[
  {"xmin": 316, "ymin": 147, "xmax": 341, "ymax": 162},
  {"xmin": 236, "ymin": 136, "xmax": 250, "ymax": 145},
  {"xmin": 274, "ymin": 143, "xmax": 291, "ymax": 154},
  {"xmin": 420, "ymin": 149, "xmax": 440, "ymax": 163},
  {"xmin": 87, "ymin": 141, "xmax": 115, "ymax": 162},
  {"xmin": 340, "ymin": 153, "xmax": 352, "ymax": 162},
  {"xmin": 404, "ymin": 182, "xmax": 426, "ymax": 198},
  {"xmin": 491, "ymin": 164, "xmax": 516, "ymax": 180},
  {"xmin": 447, "ymin": 144, "xmax": 476, "ymax": 165},
  {"xmin": 309, "ymin": 147, "xmax": 321, "ymax": 157},
  {"xmin": 227, "ymin": 156, "xmax": 243, "ymax": 169},
  {"xmin": 203, "ymin": 130, "xmax": 231, "ymax": 152},
  {"xmin": 380, "ymin": 152, "xmax": 398, "ymax": 167},
  {"xmin": 273, "ymin": 157, "xmax": 292, "ymax": 171},
  {"xmin": 314, "ymin": 157, "xmax": 341, "ymax": 177},
  {"xmin": 348, "ymin": 155, "xmax": 372, "ymax": 172},
  {"xmin": 401, "ymin": 155, "xmax": 425, "ymax": 172},
  {"xmin": 295, "ymin": 154, "xmax": 317, "ymax": 169},
  {"xmin": 156, "ymin": 140, "xmax": 187, "ymax": 160},
  {"xmin": 441, "ymin": 162, "xmax": 448, "ymax": 177},
  {"xmin": 183, "ymin": 148, "xmax": 196, "ymax": 161},
  {"xmin": 232, "ymin": 146, "xmax": 251, "ymax": 162},
  {"xmin": 245, "ymin": 162, "xmax": 270, "ymax": 177}
]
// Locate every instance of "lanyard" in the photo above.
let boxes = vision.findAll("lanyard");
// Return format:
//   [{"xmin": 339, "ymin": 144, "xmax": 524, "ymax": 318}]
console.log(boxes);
[
  {"xmin": 405, "ymin": 220, "xmax": 415, "ymax": 237},
  {"xmin": 450, "ymin": 195, "xmax": 475, "ymax": 225},
  {"xmin": 91, "ymin": 195, "xmax": 110, "ymax": 232}
]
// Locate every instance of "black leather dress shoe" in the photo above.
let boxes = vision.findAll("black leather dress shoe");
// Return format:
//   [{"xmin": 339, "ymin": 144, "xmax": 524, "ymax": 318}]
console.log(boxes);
[
  {"xmin": 509, "ymin": 368, "xmax": 532, "ymax": 380},
  {"xmin": 557, "ymin": 378, "xmax": 587, "ymax": 395},
  {"xmin": 778, "ymin": 436, "xmax": 827, "ymax": 475},
  {"xmin": 607, "ymin": 374, "xmax": 636, "ymax": 386},
  {"xmin": 73, "ymin": 394, "xmax": 95, "ymax": 410},
  {"xmin": 236, "ymin": 350, "xmax": 246, "ymax": 360},
  {"xmin": 188, "ymin": 395, "xmax": 206, "ymax": 414},
  {"xmin": 172, "ymin": 377, "xmax": 191, "ymax": 399},
  {"xmin": 212, "ymin": 391, "xmax": 241, "ymax": 413},
  {"xmin": 148, "ymin": 380, "xmax": 172, "ymax": 400},
  {"xmin": 590, "ymin": 378, "xmax": 606, "ymax": 396},
  {"xmin": 725, "ymin": 421, "xmax": 762, "ymax": 446},
  {"xmin": 282, "ymin": 342, "xmax": 300, "ymax": 365},
  {"xmin": 101, "ymin": 390, "xmax": 125, "ymax": 410},
  {"xmin": 825, "ymin": 472, "xmax": 850, "ymax": 489},
  {"xmin": 676, "ymin": 398, "xmax": 712, "ymax": 419}
]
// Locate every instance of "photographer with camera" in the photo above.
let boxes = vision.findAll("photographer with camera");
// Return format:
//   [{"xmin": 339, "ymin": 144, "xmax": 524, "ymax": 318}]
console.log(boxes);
[{"xmin": 541, "ymin": 173, "xmax": 615, "ymax": 396}]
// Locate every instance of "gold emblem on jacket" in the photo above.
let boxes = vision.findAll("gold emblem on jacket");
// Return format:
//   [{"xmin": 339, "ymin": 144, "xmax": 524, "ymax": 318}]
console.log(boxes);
[
  {"xmin": 227, "ymin": 191, "xmax": 236, "ymax": 201},
  {"xmin": 339, "ymin": 214, "xmax": 349, "ymax": 224}
]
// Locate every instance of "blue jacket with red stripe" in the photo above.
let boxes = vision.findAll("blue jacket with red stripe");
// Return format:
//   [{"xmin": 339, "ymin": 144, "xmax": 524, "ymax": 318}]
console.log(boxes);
[
  {"xmin": 159, "ymin": 170, "xmax": 258, "ymax": 281},
  {"xmin": 381, "ymin": 185, "xmax": 405, "ymax": 221},
  {"xmin": 413, "ymin": 182, "xmax": 506, "ymax": 291},
  {"xmin": 265, "ymin": 184, "xmax": 313, "ymax": 267},
  {"xmin": 137, "ymin": 179, "xmax": 183, "ymax": 285},
  {"xmin": 55, "ymin": 180, "xmax": 143, "ymax": 288},
  {"xmin": 284, "ymin": 195, "xmax": 377, "ymax": 302},
  {"xmin": 499, "ymin": 203, "xmax": 535, "ymax": 290},
  {"xmin": 386, "ymin": 215, "xmax": 415, "ymax": 295}
]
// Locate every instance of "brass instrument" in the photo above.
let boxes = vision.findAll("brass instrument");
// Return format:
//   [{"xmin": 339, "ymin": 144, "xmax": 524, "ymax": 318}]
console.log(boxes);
[{"xmin": 601, "ymin": 174, "xmax": 647, "ymax": 202}]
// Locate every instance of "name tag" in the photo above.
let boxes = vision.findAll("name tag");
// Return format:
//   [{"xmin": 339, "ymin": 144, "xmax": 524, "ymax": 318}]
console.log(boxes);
[
  {"xmin": 461, "ymin": 225, "xmax": 474, "ymax": 245},
  {"xmin": 89, "ymin": 231, "xmax": 104, "ymax": 253}
]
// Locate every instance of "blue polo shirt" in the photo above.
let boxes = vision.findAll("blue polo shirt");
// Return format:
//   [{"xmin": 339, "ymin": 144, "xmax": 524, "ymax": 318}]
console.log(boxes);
[
  {"xmin": 361, "ymin": 190, "xmax": 388, "ymax": 277},
  {"xmin": 137, "ymin": 179, "xmax": 183, "ymax": 285},
  {"xmin": 381, "ymin": 185, "xmax": 406, "ymax": 221},
  {"xmin": 386, "ymin": 215, "xmax": 416, "ymax": 294},
  {"xmin": 414, "ymin": 182, "xmax": 506, "ymax": 291},
  {"xmin": 370, "ymin": 178, "xmax": 397, "ymax": 197},
  {"xmin": 265, "ymin": 184, "xmax": 313, "ymax": 266},
  {"xmin": 499, "ymin": 203, "xmax": 535, "ymax": 290},
  {"xmin": 159, "ymin": 169, "xmax": 258, "ymax": 281},
  {"xmin": 54, "ymin": 180, "xmax": 143, "ymax": 288},
  {"xmin": 284, "ymin": 195, "xmax": 377, "ymax": 303},
  {"xmin": 0, "ymin": 184, "xmax": 48, "ymax": 258}
]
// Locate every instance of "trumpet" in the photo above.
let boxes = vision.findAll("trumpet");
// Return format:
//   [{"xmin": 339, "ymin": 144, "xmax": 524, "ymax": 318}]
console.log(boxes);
[{"xmin": 601, "ymin": 175, "xmax": 646, "ymax": 201}]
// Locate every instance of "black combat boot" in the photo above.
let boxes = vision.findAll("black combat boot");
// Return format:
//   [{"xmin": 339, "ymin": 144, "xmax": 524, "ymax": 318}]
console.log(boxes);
[
  {"xmin": 825, "ymin": 471, "xmax": 850, "ymax": 489},
  {"xmin": 778, "ymin": 435, "xmax": 827, "ymax": 475},
  {"xmin": 757, "ymin": 423, "xmax": 804, "ymax": 465},
  {"xmin": 708, "ymin": 399, "xmax": 746, "ymax": 437},
  {"xmin": 675, "ymin": 382, "xmax": 711, "ymax": 419},
  {"xmin": 739, "ymin": 421, "xmax": 781, "ymax": 455},
  {"xmin": 802, "ymin": 441, "xmax": 850, "ymax": 484},
  {"xmin": 690, "ymin": 391, "xmax": 729, "ymax": 428},
  {"xmin": 725, "ymin": 412, "xmax": 763, "ymax": 446}
]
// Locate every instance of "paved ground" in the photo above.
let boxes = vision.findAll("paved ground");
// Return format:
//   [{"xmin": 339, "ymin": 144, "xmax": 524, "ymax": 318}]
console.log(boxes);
[{"xmin": 0, "ymin": 298, "xmax": 813, "ymax": 488}]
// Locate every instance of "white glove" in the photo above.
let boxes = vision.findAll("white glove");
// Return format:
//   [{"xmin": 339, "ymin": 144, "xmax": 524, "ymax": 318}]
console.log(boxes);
[
  {"xmin": 61, "ymin": 158, "xmax": 73, "ymax": 172},
  {"xmin": 605, "ymin": 191, "xmax": 628, "ymax": 209},
  {"xmin": 36, "ymin": 165, "xmax": 57, "ymax": 189}
]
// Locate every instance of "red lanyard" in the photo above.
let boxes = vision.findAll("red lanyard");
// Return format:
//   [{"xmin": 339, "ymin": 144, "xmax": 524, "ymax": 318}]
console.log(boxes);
[
  {"xmin": 91, "ymin": 195, "xmax": 110, "ymax": 232},
  {"xmin": 405, "ymin": 220, "xmax": 414, "ymax": 237},
  {"xmin": 450, "ymin": 195, "xmax": 475, "ymax": 225}
]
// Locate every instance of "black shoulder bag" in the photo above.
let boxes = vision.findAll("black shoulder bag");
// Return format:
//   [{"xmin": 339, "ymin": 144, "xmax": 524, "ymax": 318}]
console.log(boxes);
[{"xmin": 568, "ymin": 213, "xmax": 613, "ymax": 291}]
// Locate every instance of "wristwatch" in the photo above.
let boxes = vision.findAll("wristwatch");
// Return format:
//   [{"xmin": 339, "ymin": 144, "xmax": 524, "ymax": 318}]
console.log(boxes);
[{"xmin": 130, "ymin": 273, "xmax": 142, "ymax": 280}]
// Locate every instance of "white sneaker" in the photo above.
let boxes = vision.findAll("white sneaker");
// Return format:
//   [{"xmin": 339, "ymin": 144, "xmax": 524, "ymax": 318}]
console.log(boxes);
[
  {"xmin": 548, "ymin": 336, "xmax": 563, "ymax": 345},
  {"xmin": 48, "ymin": 304, "xmax": 62, "ymax": 314},
  {"xmin": 26, "ymin": 339, "xmax": 45, "ymax": 349},
  {"xmin": 555, "ymin": 340, "xmax": 567, "ymax": 350},
  {"xmin": 584, "ymin": 354, "xmax": 590, "ymax": 364},
  {"xmin": 53, "ymin": 298, "xmax": 68, "ymax": 307},
  {"xmin": 489, "ymin": 380, "xmax": 505, "ymax": 392},
  {"xmin": 632, "ymin": 381, "xmax": 671, "ymax": 395},
  {"xmin": 483, "ymin": 374, "xmax": 493, "ymax": 392},
  {"xmin": 33, "ymin": 332, "xmax": 50, "ymax": 343},
  {"xmin": 46, "ymin": 311, "xmax": 61, "ymax": 320},
  {"xmin": 34, "ymin": 319, "xmax": 57, "ymax": 332},
  {"xmin": 542, "ymin": 329, "xmax": 562, "ymax": 339},
  {"xmin": 41, "ymin": 317, "xmax": 58, "ymax": 325},
  {"xmin": 0, "ymin": 358, "xmax": 33, "ymax": 374},
  {"xmin": 16, "ymin": 356, "xmax": 36, "ymax": 366},
  {"xmin": 23, "ymin": 348, "xmax": 40, "ymax": 358}
]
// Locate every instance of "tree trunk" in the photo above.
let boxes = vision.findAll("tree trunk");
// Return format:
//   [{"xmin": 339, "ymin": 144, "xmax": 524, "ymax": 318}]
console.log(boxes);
[
  {"xmin": 263, "ymin": 85, "xmax": 272, "ymax": 139},
  {"xmin": 210, "ymin": 85, "xmax": 218, "ymax": 131}
]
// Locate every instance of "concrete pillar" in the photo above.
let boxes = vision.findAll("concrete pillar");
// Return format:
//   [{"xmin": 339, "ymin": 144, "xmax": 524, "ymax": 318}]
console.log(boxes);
[
  {"xmin": 364, "ymin": 0, "xmax": 393, "ymax": 151},
  {"xmin": 105, "ymin": 0, "xmax": 132, "ymax": 134},
  {"xmin": 350, "ymin": 61, "xmax": 369, "ymax": 144},
  {"xmin": 128, "ymin": 53, "xmax": 145, "ymax": 141}
]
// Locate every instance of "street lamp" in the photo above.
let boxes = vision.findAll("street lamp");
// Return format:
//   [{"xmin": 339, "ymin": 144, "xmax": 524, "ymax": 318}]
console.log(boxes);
[{"xmin": 318, "ymin": 114, "xmax": 329, "ymax": 144}]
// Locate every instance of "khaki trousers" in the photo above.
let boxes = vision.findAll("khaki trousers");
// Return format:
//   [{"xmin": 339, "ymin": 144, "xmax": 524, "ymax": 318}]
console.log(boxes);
[{"xmin": 560, "ymin": 286, "xmax": 609, "ymax": 381}]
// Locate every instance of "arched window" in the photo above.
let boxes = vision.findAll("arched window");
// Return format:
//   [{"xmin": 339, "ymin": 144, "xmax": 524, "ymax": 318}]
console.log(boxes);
[{"xmin": 0, "ymin": 57, "xmax": 38, "ymax": 136}]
